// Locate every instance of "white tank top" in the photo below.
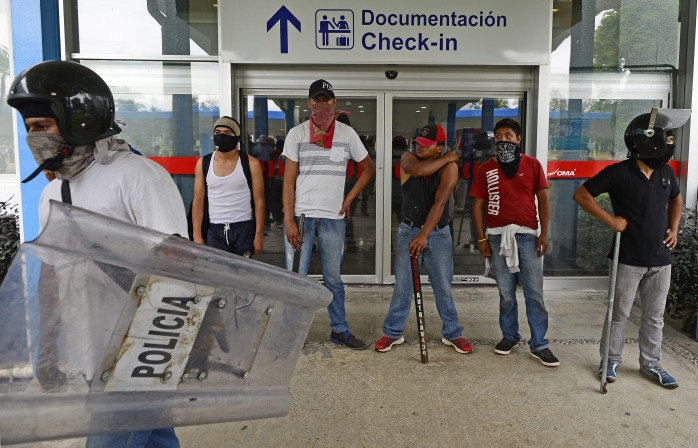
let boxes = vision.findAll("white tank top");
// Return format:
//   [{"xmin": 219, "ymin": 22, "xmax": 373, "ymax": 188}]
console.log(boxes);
[{"xmin": 206, "ymin": 151, "xmax": 253, "ymax": 223}]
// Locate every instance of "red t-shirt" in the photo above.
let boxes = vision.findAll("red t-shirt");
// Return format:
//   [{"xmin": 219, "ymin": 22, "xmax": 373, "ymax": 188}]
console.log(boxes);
[{"xmin": 469, "ymin": 155, "xmax": 548, "ymax": 229}]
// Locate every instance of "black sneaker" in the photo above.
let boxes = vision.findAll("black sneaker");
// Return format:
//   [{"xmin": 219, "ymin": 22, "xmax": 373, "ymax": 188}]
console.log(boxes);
[
  {"xmin": 330, "ymin": 331, "xmax": 367, "ymax": 350},
  {"xmin": 494, "ymin": 338, "xmax": 520, "ymax": 355},
  {"xmin": 530, "ymin": 348, "xmax": 560, "ymax": 367}
]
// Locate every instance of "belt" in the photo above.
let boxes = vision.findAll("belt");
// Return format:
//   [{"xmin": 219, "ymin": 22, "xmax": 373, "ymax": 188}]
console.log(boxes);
[{"xmin": 401, "ymin": 218, "xmax": 448, "ymax": 231}]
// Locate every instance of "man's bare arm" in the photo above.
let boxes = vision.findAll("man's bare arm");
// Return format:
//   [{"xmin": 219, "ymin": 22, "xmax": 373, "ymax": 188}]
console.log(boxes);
[{"xmin": 401, "ymin": 151, "xmax": 457, "ymax": 178}]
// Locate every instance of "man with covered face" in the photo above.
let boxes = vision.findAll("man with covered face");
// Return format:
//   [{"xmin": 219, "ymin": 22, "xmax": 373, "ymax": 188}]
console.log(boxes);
[
  {"xmin": 573, "ymin": 110, "xmax": 686, "ymax": 389},
  {"xmin": 8, "ymin": 60, "xmax": 184, "ymax": 447},
  {"xmin": 191, "ymin": 117, "xmax": 265, "ymax": 256},
  {"xmin": 470, "ymin": 118, "xmax": 559, "ymax": 367},
  {"xmin": 282, "ymin": 79, "xmax": 375, "ymax": 349}
]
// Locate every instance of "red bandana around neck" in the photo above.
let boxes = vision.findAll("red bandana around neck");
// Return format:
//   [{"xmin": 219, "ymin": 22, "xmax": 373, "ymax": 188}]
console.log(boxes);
[{"xmin": 310, "ymin": 117, "xmax": 336, "ymax": 149}]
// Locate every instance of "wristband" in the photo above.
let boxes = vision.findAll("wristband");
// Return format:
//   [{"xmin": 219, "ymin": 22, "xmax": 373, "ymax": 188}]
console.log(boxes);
[
  {"xmin": 255, "ymin": 232, "xmax": 264, "ymax": 235},
  {"xmin": 477, "ymin": 238, "xmax": 487, "ymax": 242}
]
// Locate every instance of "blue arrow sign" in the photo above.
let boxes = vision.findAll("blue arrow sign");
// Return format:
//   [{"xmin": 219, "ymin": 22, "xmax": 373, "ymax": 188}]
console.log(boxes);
[{"xmin": 267, "ymin": 6, "xmax": 301, "ymax": 54}]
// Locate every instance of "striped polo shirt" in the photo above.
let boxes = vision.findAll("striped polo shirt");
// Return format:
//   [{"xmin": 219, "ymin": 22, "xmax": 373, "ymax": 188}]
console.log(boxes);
[{"xmin": 282, "ymin": 120, "xmax": 368, "ymax": 219}]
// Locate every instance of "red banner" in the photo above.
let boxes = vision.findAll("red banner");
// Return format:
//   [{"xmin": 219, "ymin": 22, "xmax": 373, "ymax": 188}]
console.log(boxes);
[
  {"xmin": 149, "ymin": 157, "xmax": 680, "ymax": 180},
  {"xmin": 546, "ymin": 160, "xmax": 679, "ymax": 179}
]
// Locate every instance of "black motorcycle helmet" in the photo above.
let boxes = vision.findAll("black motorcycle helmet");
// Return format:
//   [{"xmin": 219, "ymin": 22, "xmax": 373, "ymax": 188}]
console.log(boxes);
[
  {"xmin": 623, "ymin": 112, "xmax": 672, "ymax": 159},
  {"xmin": 7, "ymin": 60, "xmax": 120, "ymax": 146}
]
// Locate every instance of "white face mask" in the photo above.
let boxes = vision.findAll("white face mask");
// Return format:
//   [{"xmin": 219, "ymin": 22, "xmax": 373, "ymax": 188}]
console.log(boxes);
[{"xmin": 26, "ymin": 132, "xmax": 95, "ymax": 180}]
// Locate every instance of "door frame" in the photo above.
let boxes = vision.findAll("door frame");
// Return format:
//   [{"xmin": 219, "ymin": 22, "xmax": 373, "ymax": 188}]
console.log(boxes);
[
  {"xmin": 380, "ymin": 91, "xmax": 528, "ymax": 284},
  {"xmin": 235, "ymin": 65, "xmax": 538, "ymax": 284}
]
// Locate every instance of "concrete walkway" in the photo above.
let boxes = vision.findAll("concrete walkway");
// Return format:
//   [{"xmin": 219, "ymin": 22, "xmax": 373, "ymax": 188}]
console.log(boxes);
[{"xmin": 15, "ymin": 286, "xmax": 698, "ymax": 447}]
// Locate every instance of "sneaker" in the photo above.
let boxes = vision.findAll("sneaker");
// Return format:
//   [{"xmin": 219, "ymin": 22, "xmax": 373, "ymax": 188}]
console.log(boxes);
[
  {"xmin": 641, "ymin": 365, "xmax": 678, "ymax": 389},
  {"xmin": 330, "ymin": 331, "xmax": 367, "ymax": 350},
  {"xmin": 530, "ymin": 348, "xmax": 560, "ymax": 367},
  {"xmin": 374, "ymin": 336, "xmax": 405, "ymax": 352},
  {"xmin": 598, "ymin": 360, "xmax": 619, "ymax": 383},
  {"xmin": 441, "ymin": 337, "xmax": 473, "ymax": 354},
  {"xmin": 494, "ymin": 338, "xmax": 520, "ymax": 355}
]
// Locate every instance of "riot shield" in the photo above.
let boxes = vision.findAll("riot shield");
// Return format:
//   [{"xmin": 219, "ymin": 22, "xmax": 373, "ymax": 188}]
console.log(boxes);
[{"xmin": 0, "ymin": 201, "xmax": 331, "ymax": 444}]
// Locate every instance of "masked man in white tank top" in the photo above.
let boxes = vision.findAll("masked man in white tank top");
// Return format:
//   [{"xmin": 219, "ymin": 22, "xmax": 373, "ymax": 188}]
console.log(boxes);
[{"xmin": 192, "ymin": 117, "xmax": 265, "ymax": 256}]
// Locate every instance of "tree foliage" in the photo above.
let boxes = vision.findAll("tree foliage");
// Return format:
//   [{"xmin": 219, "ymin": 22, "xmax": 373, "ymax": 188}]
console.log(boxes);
[
  {"xmin": 0, "ymin": 199, "xmax": 20, "ymax": 284},
  {"xmin": 594, "ymin": 0, "xmax": 680, "ymax": 68}
]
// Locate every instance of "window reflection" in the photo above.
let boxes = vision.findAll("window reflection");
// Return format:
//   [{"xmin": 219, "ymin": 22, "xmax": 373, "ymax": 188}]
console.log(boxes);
[
  {"xmin": 547, "ymin": 0, "xmax": 680, "ymax": 277},
  {"xmin": 73, "ymin": 0, "xmax": 218, "ymax": 56},
  {"xmin": 81, "ymin": 61, "xmax": 219, "ymax": 207},
  {"xmin": 0, "ymin": 0, "xmax": 15, "ymax": 176}
]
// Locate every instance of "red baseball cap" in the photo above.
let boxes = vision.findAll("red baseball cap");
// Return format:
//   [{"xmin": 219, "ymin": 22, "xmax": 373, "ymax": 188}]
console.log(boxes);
[{"xmin": 414, "ymin": 124, "xmax": 446, "ymax": 147}]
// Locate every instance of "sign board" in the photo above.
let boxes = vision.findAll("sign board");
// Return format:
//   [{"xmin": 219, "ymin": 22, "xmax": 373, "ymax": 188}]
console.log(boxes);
[
  {"xmin": 221, "ymin": 0, "xmax": 552, "ymax": 66},
  {"xmin": 105, "ymin": 278, "xmax": 213, "ymax": 392}
]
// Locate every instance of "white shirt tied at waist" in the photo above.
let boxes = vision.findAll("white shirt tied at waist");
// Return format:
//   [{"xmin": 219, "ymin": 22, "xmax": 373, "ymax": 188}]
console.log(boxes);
[{"xmin": 485, "ymin": 224, "xmax": 539, "ymax": 274}]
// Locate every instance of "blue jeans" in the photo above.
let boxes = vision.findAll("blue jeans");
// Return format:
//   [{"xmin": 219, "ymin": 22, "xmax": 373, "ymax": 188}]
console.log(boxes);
[
  {"xmin": 284, "ymin": 217, "xmax": 348, "ymax": 333},
  {"xmin": 382, "ymin": 223, "xmax": 463, "ymax": 340},
  {"xmin": 488, "ymin": 233, "xmax": 549, "ymax": 352},
  {"xmin": 85, "ymin": 428, "xmax": 179, "ymax": 448}
]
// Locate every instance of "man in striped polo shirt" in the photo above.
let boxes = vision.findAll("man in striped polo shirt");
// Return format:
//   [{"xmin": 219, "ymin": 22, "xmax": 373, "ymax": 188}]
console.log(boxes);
[{"xmin": 282, "ymin": 79, "xmax": 376, "ymax": 349}]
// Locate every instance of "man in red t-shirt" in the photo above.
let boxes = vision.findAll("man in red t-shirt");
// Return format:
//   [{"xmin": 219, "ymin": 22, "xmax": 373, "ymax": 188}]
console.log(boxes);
[{"xmin": 469, "ymin": 118, "xmax": 558, "ymax": 367}]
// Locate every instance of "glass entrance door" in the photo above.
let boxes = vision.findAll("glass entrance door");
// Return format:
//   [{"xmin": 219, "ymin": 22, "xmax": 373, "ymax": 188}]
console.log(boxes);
[
  {"xmin": 383, "ymin": 94, "xmax": 524, "ymax": 284},
  {"xmin": 242, "ymin": 93, "xmax": 380, "ymax": 282},
  {"xmin": 243, "ymin": 92, "xmax": 524, "ymax": 284}
]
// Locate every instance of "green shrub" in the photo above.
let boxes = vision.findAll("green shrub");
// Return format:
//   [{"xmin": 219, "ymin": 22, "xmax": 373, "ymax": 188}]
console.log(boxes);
[
  {"xmin": 0, "ymin": 198, "xmax": 20, "ymax": 284},
  {"xmin": 666, "ymin": 207, "xmax": 698, "ymax": 338}
]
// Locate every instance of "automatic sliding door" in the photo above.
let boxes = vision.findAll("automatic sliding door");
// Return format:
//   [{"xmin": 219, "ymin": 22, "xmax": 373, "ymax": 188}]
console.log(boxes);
[{"xmin": 386, "ymin": 96, "xmax": 523, "ymax": 283}]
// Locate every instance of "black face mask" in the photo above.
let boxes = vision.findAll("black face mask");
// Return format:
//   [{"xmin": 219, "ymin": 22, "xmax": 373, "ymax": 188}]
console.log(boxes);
[
  {"xmin": 662, "ymin": 144, "xmax": 676, "ymax": 163},
  {"xmin": 214, "ymin": 134, "xmax": 240, "ymax": 153},
  {"xmin": 496, "ymin": 141, "xmax": 522, "ymax": 178},
  {"xmin": 642, "ymin": 144, "xmax": 675, "ymax": 169}
]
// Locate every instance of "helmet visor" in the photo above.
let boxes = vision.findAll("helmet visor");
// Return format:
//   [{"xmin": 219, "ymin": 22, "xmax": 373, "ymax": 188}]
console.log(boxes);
[{"xmin": 653, "ymin": 108, "xmax": 691, "ymax": 131}]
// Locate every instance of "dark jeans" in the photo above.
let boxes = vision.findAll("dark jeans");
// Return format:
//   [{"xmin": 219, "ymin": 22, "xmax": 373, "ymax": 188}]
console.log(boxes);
[{"xmin": 207, "ymin": 220, "xmax": 254, "ymax": 256}]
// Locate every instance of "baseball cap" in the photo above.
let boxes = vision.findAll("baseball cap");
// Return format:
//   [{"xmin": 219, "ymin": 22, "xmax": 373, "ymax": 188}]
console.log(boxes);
[
  {"xmin": 414, "ymin": 124, "xmax": 446, "ymax": 147},
  {"xmin": 309, "ymin": 79, "xmax": 335, "ymax": 99},
  {"xmin": 214, "ymin": 116, "xmax": 241, "ymax": 135}
]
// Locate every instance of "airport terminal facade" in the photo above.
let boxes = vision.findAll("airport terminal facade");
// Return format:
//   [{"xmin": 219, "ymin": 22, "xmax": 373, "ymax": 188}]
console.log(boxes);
[{"xmin": 1, "ymin": 0, "xmax": 697, "ymax": 288}]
